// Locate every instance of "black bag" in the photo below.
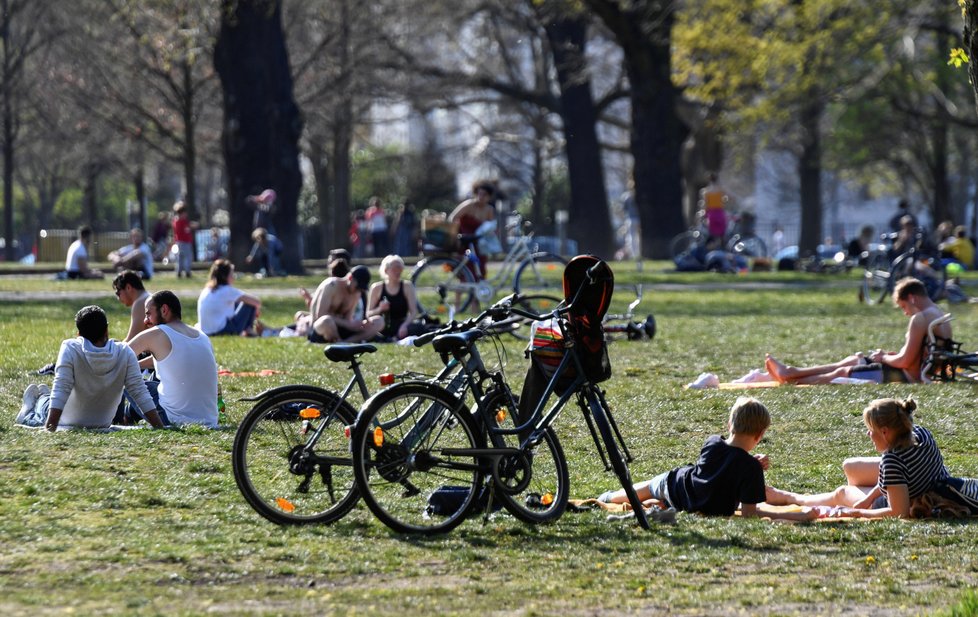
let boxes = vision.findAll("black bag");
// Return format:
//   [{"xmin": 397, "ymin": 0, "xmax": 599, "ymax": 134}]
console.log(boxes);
[
  {"xmin": 562, "ymin": 255, "xmax": 613, "ymax": 384},
  {"xmin": 426, "ymin": 484, "xmax": 503, "ymax": 518}
]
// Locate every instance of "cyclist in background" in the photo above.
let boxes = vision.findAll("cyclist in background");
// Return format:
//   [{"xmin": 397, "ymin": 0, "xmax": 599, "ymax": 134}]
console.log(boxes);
[{"xmin": 449, "ymin": 179, "xmax": 497, "ymax": 280}]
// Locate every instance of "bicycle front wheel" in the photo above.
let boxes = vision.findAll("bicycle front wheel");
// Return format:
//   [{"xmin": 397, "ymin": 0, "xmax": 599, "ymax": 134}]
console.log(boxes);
[
  {"xmin": 584, "ymin": 389, "xmax": 650, "ymax": 529},
  {"xmin": 412, "ymin": 256, "xmax": 476, "ymax": 316},
  {"xmin": 352, "ymin": 383, "xmax": 483, "ymax": 535},
  {"xmin": 232, "ymin": 388, "xmax": 359, "ymax": 525},
  {"xmin": 482, "ymin": 388, "xmax": 568, "ymax": 524},
  {"xmin": 514, "ymin": 252, "xmax": 566, "ymax": 296}
]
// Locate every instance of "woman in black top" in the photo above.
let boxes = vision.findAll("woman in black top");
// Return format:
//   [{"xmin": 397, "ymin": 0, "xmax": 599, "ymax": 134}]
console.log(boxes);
[{"xmin": 367, "ymin": 255, "xmax": 419, "ymax": 340}]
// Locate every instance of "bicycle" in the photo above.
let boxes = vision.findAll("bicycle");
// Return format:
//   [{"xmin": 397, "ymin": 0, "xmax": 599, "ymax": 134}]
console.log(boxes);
[
  {"xmin": 351, "ymin": 256, "xmax": 651, "ymax": 534},
  {"xmin": 411, "ymin": 215, "xmax": 566, "ymax": 315},
  {"xmin": 860, "ymin": 231, "xmax": 944, "ymax": 305},
  {"xmin": 602, "ymin": 284, "xmax": 656, "ymax": 342},
  {"xmin": 670, "ymin": 212, "xmax": 767, "ymax": 261},
  {"xmin": 231, "ymin": 328, "xmax": 506, "ymax": 526}
]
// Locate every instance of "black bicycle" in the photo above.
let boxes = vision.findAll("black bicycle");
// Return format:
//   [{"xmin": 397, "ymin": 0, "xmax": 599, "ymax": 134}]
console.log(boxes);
[
  {"xmin": 351, "ymin": 257, "xmax": 650, "ymax": 534},
  {"xmin": 232, "ymin": 342, "xmax": 475, "ymax": 525}
]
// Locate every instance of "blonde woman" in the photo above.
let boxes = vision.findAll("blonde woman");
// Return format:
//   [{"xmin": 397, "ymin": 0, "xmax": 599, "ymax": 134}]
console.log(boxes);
[{"xmin": 367, "ymin": 255, "xmax": 419, "ymax": 340}]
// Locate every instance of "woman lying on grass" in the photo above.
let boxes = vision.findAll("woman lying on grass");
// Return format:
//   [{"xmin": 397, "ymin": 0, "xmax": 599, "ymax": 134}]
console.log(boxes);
[{"xmin": 766, "ymin": 397, "xmax": 978, "ymax": 518}]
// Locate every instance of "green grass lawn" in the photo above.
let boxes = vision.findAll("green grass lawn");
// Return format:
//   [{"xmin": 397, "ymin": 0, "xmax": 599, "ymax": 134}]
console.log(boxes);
[{"xmin": 2, "ymin": 264, "xmax": 978, "ymax": 615}]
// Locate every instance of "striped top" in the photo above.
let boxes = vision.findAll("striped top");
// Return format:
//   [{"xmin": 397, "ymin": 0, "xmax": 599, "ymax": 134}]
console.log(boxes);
[{"xmin": 879, "ymin": 425, "xmax": 950, "ymax": 499}]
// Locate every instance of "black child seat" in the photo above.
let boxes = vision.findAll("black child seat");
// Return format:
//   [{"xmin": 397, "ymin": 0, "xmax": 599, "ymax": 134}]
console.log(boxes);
[{"xmin": 562, "ymin": 255, "xmax": 614, "ymax": 383}]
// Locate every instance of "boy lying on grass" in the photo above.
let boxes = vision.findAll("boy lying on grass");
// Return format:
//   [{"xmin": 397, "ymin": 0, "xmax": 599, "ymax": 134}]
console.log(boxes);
[
  {"xmin": 598, "ymin": 397, "xmax": 816, "ymax": 522},
  {"xmin": 765, "ymin": 397, "xmax": 978, "ymax": 519}
]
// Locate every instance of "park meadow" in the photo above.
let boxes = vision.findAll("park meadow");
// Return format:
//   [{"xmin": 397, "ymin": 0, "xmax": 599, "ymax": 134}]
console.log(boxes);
[{"xmin": 2, "ymin": 264, "xmax": 978, "ymax": 616}]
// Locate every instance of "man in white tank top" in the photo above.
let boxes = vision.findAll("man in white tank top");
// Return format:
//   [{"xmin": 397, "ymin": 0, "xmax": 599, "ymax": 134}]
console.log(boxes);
[{"xmin": 127, "ymin": 290, "xmax": 219, "ymax": 427}]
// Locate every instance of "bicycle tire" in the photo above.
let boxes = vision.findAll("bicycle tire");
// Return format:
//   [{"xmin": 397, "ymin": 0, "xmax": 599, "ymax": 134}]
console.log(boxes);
[
  {"xmin": 411, "ymin": 256, "xmax": 476, "ymax": 316},
  {"xmin": 514, "ymin": 252, "xmax": 567, "ymax": 296},
  {"xmin": 482, "ymin": 388, "xmax": 569, "ymax": 524},
  {"xmin": 727, "ymin": 234, "xmax": 768, "ymax": 258},
  {"xmin": 669, "ymin": 230, "xmax": 703, "ymax": 260},
  {"xmin": 232, "ymin": 388, "xmax": 359, "ymax": 525},
  {"xmin": 585, "ymin": 389, "xmax": 650, "ymax": 529},
  {"xmin": 352, "ymin": 382, "xmax": 484, "ymax": 535}
]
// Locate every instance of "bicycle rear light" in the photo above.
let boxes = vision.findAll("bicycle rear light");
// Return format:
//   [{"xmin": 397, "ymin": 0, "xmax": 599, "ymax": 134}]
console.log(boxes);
[
  {"xmin": 373, "ymin": 427, "xmax": 384, "ymax": 447},
  {"xmin": 378, "ymin": 373, "xmax": 395, "ymax": 386}
]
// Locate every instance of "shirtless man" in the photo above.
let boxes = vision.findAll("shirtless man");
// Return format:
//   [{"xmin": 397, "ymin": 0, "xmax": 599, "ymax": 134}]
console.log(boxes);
[
  {"xmin": 307, "ymin": 265, "xmax": 384, "ymax": 343},
  {"xmin": 765, "ymin": 277, "xmax": 950, "ymax": 385},
  {"xmin": 112, "ymin": 270, "xmax": 151, "ymax": 342}
]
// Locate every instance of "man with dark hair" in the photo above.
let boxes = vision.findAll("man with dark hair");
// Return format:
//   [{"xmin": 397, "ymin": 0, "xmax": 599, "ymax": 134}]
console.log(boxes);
[
  {"xmin": 16, "ymin": 305, "xmax": 163, "ymax": 431},
  {"xmin": 112, "ymin": 270, "xmax": 151, "ymax": 342},
  {"xmin": 64, "ymin": 226, "xmax": 104, "ymax": 279},
  {"xmin": 108, "ymin": 228, "xmax": 154, "ymax": 280},
  {"xmin": 126, "ymin": 291, "xmax": 219, "ymax": 427},
  {"xmin": 307, "ymin": 265, "xmax": 384, "ymax": 343}
]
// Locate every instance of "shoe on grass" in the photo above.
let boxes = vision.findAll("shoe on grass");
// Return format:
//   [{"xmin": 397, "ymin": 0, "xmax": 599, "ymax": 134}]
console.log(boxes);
[{"xmin": 16, "ymin": 384, "xmax": 41, "ymax": 424}]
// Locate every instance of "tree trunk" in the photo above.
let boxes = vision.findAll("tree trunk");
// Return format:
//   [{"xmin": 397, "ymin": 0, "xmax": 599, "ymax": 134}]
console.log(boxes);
[
  {"xmin": 543, "ymin": 15, "xmax": 615, "ymax": 258},
  {"xmin": 797, "ymin": 99, "xmax": 823, "ymax": 254},
  {"xmin": 584, "ymin": 0, "xmax": 686, "ymax": 259},
  {"xmin": 331, "ymin": 117, "xmax": 352, "ymax": 250},
  {"xmin": 2, "ymin": 0, "xmax": 13, "ymax": 262},
  {"xmin": 181, "ymin": 59, "xmax": 197, "ymax": 217},
  {"xmin": 214, "ymin": 0, "xmax": 304, "ymax": 273}
]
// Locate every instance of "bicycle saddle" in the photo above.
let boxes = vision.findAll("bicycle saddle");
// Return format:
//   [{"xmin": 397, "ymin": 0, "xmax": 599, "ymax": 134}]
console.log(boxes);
[
  {"xmin": 323, "ymin": 344, "xmax": 377, "ymax": 362},
  {"xmin": 431, "ymin": 329, "xmax": 485, "ymax": 354}
]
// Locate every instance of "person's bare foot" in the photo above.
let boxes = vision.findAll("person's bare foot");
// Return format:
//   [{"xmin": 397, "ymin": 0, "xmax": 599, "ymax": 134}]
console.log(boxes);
[
  {"xmin": 764, "ymin": 485, "xmax": 796, "ymax": 506},
  {"xmin": 764, "ymin": 354, "xmax": 791, "ymax": 384}
]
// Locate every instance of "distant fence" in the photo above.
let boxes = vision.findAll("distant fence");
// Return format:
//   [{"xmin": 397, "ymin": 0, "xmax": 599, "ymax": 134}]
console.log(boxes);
[{"xmin": 37, "ymin": 230, "xmax": 131, "ymax": 263}]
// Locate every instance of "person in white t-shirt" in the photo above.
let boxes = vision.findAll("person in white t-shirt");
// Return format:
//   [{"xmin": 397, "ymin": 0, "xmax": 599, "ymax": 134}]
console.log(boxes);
[
  {"xmin": 64, "ymin": 225, "xmax": 104, "ymax": 279},
  {"xmin": 126, "ymin": 290, "xmax": 219, "ymax": 427},
  {"xmin": 196, "ymin": 259, "xmax": 262, "ymax": 336},
  {"xmin": 108, "ymin": 228, "xmax": 154, "ymax": 280},
  {"xmin": 16, "ymin": 305, "xmax": 163, "ymax": 431}
]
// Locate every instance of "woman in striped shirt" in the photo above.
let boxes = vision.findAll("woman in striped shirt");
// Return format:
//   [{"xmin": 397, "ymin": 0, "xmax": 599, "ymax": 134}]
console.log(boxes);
[{"xmin": 766, "ymin": 397, "xmax": 951, "ymax": 518}]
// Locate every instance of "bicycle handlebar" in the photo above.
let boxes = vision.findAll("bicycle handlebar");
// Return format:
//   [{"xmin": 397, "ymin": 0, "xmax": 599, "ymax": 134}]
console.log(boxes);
[{"xmin": 412, "ymin": 292, "xmax": 569, "ymax": 348}]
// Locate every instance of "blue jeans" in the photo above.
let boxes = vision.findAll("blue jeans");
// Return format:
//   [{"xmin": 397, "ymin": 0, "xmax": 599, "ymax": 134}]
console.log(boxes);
[
  {"xmin": 117, "ymin": 380, "xmax": 171, "ymax": 426},
  {"xmin": 217, "ymin": 302, "xmax": 257, "ymax": 335},
  {"xmin": 176, "ymin": 241, "xmax": 193, "ymax": 275},
  {"xmin": 16, "ymin": 393, "xmax": 51, "ymax": 427}
]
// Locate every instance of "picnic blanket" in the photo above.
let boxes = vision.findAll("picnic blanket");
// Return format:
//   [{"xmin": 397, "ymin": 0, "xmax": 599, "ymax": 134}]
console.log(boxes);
[
  {"xmin": 218, "ymin": 369, "xmax": 285, "ymax": 378},
  {"xmin": 15, "ymin": 423, "xmax": 147, "ymax": 432}
]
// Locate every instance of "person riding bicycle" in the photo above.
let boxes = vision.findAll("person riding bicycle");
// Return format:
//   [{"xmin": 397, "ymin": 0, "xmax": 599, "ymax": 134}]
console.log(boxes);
[{"xmin": 450, "ymin": 179, "xmax": 497, "ymax": 280}]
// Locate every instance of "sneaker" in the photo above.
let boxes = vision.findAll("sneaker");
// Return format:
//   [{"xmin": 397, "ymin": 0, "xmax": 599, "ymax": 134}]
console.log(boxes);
[
  {"xmin": 36, "ymin": 362, "xmax": 55, "ymax": 376},
  {"xmin": 16, "ymin": 384, "xmax": 41, "ymax": 424},
  {"xmin": 36, "ymin": 384, "xmax": 51, "ymax": 399},
  {"xmin": 647, "ymin": 507, "xmax": 677, "ymax": 524}
]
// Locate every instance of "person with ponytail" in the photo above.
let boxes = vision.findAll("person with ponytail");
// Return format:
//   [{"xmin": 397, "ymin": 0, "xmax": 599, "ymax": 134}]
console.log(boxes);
[{"xmin": 765, "ymin": 397, "xmax": 958, "ymax": 518}]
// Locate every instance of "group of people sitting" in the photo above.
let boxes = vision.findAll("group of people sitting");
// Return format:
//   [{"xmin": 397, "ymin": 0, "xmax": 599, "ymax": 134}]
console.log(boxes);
[{"xmin": 18, "ymin": 271, "xmax": 220, "ymax": 431}]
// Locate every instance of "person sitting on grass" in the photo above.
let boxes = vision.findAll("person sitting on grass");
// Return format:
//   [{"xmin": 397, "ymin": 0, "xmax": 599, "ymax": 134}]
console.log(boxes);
[
  {"xmin": 597, "ymin": 397, "xmax": 816, "ymax": 522},
  {"xmin": 307, "ymin": 265, "xmax": 384, "ymax": 344},
  {"xmin": 64, "ymin": 225, "xmax": 104, "ymax": 280},
  {"xmin": 108, "ymin": 228, "xmax": 154, "ymax": 280},
  {"xmin": 765, "ymin": 397, "xmax": 978, "ymax": 518},
  {"xmin": 366, "ymin": 254, "xmax": 421, "ymax": 341},
  {"xmin": 16, "ymin": 305, "xmax": 163, "ymax": 431},
  {"xmin": 197, "ymin": 259, "xmax": 263, "ymax": 337},
  {"xmin": 112, "ymin": 270, "xmax": 152, "ymax": 343},
  {"xmin": 124, "ymin": 291, "xmax": 219, "ymax": 428},
  {"xmin": 765, "ymin": 277, "xmax": 950, "ymax": 385}
]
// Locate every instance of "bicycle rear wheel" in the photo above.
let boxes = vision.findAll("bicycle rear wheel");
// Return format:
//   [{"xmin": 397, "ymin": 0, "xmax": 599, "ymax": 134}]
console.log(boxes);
[
  {"xmin": 232, "ymin": 388, "xmax": 359, "ymax": 525},
  {"xmin": 514, "ymin": 252, "xmax": 566, "ymax": 296},
  {"xmin": 482, "ymin": 388, "xmax": 568, "ymax": 524},
  {"xmin": 412, "ymin": 256, "xmax": 476, "ymax": 316},
  {"xmin": 859, "ymin": 251, "xmax": 892, "ymax": 305},
  {"xmin": 352, "ymin": 383, "xmax": 483, "ymax": 535},
  {"xmin": 584, "ymin": 388, "xmax": 650, "ymax": 529}
]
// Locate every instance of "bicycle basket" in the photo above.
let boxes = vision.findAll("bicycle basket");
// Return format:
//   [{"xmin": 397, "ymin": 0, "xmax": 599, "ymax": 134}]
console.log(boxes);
[{"xmin": 562, "ymin": 255, "xmax": 613, "ymax": 383}]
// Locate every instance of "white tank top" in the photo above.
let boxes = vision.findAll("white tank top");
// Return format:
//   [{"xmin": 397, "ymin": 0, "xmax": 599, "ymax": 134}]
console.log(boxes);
[{"xmin": 155, "ymin": 324, "xmax": 219, "ymax": 427}]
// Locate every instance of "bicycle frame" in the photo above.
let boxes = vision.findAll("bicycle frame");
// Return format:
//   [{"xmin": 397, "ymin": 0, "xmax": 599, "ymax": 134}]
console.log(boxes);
[{"xmin": 448, "ymin": 232, "xmax": 539, "ymax": 289}]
